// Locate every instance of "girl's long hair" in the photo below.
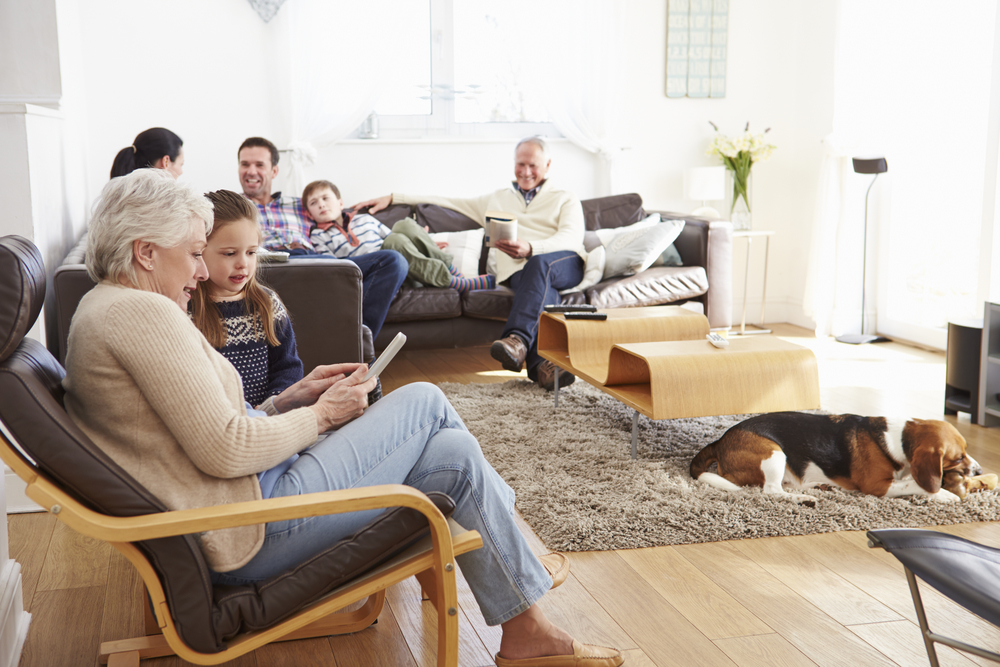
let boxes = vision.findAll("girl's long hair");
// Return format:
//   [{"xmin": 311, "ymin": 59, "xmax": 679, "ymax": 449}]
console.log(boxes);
[{"xmin": 191, "ymin": 190, "xmax": 281, "ymax": 348}]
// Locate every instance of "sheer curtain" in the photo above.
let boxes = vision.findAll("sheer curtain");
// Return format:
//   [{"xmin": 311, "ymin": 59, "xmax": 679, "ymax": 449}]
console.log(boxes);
[
  {"xmin": 802, "ymin": 135, "xmax": 867, "ymax": 337},
  {"xmin": 804, "ymin": 0, "xmax": 994, "ymax": 343},
  {"xmin": 523, "ymin": 0, "xmax": 623, "ymax": 196},
  {"xmin": 281, "ymin": 0, "xmax": 408, "ymax": 195}
]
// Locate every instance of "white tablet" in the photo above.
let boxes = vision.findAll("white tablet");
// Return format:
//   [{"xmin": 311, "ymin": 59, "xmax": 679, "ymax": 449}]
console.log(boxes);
[{"xmin": 363, "ymin": 332, "xmax": 407, "ymax": 382}]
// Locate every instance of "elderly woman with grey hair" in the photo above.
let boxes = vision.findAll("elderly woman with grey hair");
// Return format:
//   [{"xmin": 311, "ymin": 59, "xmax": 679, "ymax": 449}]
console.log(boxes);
[{"xmin": 62, "ymin": 170, "xmax": 623, "ymax": 667}]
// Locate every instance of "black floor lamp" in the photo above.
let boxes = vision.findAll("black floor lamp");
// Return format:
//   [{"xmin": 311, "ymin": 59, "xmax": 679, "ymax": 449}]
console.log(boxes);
[{"xmin": 836, "ymin": 156, "xmax": 891, "ymax": 345}]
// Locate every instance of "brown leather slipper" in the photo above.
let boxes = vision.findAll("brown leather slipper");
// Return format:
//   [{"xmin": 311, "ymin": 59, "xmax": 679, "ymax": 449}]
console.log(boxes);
[{"xmin": 539, "ymin": 552, "xmax": 570, "ymax": 589}]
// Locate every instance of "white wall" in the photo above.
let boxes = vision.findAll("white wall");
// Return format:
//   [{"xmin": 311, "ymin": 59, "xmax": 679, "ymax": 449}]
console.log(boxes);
[{"xmin": 62, "ymin": 0, "xmax": 837, "ymax": 327}]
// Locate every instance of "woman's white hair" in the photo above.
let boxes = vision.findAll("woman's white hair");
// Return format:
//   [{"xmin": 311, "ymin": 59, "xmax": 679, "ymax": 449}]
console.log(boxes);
[{"xmin": 87, "ymin": 169, "xmax": 214, "ymax": 284}]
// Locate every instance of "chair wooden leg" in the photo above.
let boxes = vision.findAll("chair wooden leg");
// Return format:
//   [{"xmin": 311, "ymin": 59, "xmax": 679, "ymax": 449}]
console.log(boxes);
[
  {"xmin": 106, "ymin": 650, "xmax": 141, "ymax": 667},
  {"xmin": 103, "ymin": 592, "xmax": 386, "ymax": 664}
]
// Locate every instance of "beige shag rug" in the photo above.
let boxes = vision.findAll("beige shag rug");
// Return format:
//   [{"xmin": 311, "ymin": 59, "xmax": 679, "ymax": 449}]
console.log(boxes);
[{"xmin": 439, "ymin": 380, "xmax": 1000, "ymax": 552}]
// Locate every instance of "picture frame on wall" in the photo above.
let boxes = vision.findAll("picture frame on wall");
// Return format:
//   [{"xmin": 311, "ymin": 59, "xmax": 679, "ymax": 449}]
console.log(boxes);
[{"xmin": 665, "ymin": 0, "xmax": 729, "ymax": 98}]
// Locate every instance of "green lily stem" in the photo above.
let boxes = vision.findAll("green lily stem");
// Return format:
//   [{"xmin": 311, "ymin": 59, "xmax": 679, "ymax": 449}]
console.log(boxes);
[{"xmin": 723, "ymin": 152, "xmax": 752, "ymax": 214}]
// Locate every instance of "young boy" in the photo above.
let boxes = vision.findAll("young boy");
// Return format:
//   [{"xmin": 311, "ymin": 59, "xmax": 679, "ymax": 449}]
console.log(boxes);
[{"xmin": 303, "ymin": 180, "xmax": 494, "ymax": 293}]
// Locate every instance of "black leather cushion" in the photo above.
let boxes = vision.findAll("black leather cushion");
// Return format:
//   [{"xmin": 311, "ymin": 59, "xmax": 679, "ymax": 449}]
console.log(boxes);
[
  {"xmin": 0, "ymin": 236, "xmax": 45, "ymax": 363},
  {"xmin": 581, "ymin": 194, "xmax": 645, "ymax": 231},
  {"xmin": 868, "ymin": 528, "xmax": 1000, "ymax": 627},
  {"xmin": 213, "ymin": 492, "xmax": 456, "ymax": 640}
]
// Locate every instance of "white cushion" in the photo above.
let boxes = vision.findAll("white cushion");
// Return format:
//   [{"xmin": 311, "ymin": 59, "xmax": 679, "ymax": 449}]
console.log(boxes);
[
  {"xmin": 560, "ymin": 246, "xmax": 607, "ymax": 294},
  {"xmin": 599, "ymin": 216, "xmax": 686, "ymax": 280},
  {"xmin": 429, "ymin": 228, "xmax": 485, "ymax": 277}
]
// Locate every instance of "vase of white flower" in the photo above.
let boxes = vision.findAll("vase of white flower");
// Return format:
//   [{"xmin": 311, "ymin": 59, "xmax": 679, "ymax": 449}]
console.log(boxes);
[
  {"xmin": 707, "ymin": 122, "xmax": 775, "ymax": 231},
  {"xmin": 728, "ymin": 170, "xmax": 752, "ymax": 231}
]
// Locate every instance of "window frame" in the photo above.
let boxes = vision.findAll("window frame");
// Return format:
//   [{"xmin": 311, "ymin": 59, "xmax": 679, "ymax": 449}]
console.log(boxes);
[{"xmin": 360, "ymin": 0, "xmax": 561, "ymax": 140}]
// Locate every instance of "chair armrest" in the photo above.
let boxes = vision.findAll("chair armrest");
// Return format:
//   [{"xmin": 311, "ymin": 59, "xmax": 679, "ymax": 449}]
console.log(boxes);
[
  {"xmin": 258, "ymin": 257, "xmax": 364, "ymax": 371},
  {"xmin": 29, "ymin": 480, "xmax": 444, "ymax": 542}
]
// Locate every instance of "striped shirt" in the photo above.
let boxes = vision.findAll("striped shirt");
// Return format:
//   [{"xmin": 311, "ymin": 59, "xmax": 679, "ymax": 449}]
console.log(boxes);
[{"xmin": 309, "ymin": 213, "xmax": 391, "ymax": 258}]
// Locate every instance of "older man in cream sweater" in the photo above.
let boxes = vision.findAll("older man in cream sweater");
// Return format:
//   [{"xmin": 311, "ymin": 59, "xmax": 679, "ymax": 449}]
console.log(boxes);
[{"xmin": 356, "ymin": 137, "xmax": 586, "ymax": 390}]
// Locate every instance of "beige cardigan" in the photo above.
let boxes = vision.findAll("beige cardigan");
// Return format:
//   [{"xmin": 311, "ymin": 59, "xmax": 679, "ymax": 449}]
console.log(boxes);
[
  {"xmin": 394, "ymin": 180, "xmax": 586, "ymax": 284},
  {"xmin": 63, "ymin": 282, "xmax": 318, "ymax": 572}
]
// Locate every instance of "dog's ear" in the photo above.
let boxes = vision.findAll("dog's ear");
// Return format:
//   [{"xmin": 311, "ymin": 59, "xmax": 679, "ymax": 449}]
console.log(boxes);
[{"xmin": 909, "ymin": 443, "xmax": 943, "ymax": 493}]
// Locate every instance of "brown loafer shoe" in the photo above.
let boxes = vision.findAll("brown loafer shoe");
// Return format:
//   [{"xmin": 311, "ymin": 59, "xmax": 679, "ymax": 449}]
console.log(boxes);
[
  {"xmin": 539, "ymin": 552, "xmax": 569, "ymax": 589},
  {"xmin": 491, "ymin": 334, "xmax": 528, "ymax": 372},
  {"xmin": 495, "ymin": 640, "xmax": 624, "ymax": 667},
  {"xmin": 535, "ymin": 360, "xmax": 575, "ymax": 392}
]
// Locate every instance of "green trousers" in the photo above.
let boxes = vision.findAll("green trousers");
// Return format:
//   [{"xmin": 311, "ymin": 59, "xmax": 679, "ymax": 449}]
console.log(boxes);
[{"xmin": 381, "ymin": 217, "xmax": 455, "ymax": 288}]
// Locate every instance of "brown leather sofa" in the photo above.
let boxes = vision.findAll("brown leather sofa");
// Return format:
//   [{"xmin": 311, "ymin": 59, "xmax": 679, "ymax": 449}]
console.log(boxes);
[
  {"xmin": 49, "ymin": 246, "xmax": 367, "ymax": 374},
  {"xmin": 49, "ymin": 193, "xmax": 731, "ymax": 362},
  {"xmin": 369, "ymin": 192, "xmax": 733, "ymax": 350}
]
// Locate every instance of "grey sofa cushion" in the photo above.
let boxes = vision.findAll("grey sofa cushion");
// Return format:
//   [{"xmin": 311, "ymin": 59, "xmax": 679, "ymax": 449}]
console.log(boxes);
[
  {"xmin": 585, "ymin": 265, "xmax": 709, "ymax": 309},
  {"xmin": 385, "ymin": 287, "xmax": 462, "ymax": 323}
]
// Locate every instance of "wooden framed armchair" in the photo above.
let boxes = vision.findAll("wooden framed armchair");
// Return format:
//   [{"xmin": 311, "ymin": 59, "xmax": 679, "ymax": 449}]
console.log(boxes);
[{"xmin": 0, "ymin": 235, "xmax": 482, "ymax": 666}]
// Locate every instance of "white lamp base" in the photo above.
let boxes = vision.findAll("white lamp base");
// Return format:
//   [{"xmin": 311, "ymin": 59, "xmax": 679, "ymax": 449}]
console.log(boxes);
[{"xmin": 835, "ymin": 333, "xmax": 891, "ymax": 345}]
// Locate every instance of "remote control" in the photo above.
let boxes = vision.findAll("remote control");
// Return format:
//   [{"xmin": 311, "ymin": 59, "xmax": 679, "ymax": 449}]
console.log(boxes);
[
  {"xmin": 544, "ymin": 304, "xmax": 597, "ymax": 313},
  {"xmin": 707, "ymin": 332, "xmax": 729, "ymax": 348},
  {"xmin": 565, "ymin": 312, "xmax": 608, "ymax": 321}
]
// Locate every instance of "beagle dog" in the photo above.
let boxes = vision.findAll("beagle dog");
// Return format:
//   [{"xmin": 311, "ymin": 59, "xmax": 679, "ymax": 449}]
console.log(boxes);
[{"xmin": 689, "ymin": 413, "xmax": 982, "ymax": 504}]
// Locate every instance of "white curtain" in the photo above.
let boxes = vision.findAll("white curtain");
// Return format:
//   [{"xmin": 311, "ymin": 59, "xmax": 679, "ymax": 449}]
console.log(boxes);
[
  {"xmin": 524, "ymin": 0, "xmax": 623, "ymax": 196},
  {"xmin": 802, "ymin": 134, "xmax": 865, "ymax": 338},
  {"xmin": 281, "ymin": 0, "xmax": 408, "ymax": 195}
]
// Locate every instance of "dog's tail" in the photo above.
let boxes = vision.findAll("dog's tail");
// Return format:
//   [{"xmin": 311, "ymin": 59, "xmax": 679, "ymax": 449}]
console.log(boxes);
[{"xmin": 689, "ymin": 441, "xmax": 719, "ymax": 479}]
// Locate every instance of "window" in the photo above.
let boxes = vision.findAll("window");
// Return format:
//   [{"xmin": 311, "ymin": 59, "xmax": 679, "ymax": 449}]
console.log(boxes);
[{"xmin": 358, "ymin": 0, "xmax": 557, "ymax": 138}]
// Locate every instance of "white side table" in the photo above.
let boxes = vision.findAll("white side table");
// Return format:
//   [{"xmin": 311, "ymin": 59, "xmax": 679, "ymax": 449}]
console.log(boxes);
[{"xmin": 731, "ymin": 230, "xmax": 775, "ymax": 335}]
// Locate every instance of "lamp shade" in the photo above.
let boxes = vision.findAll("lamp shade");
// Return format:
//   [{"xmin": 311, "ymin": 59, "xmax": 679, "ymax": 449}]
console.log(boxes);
[
  {"xmin": 684, "ymin": 166, "xmax": 726, "ymax": 201},
  {"xmin": 852, "ymin": 157, "xmax": 888, "ymax": 174}
]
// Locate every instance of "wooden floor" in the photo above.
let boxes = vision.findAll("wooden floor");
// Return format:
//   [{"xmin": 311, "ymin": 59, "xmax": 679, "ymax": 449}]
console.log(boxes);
[{"xmin": 10, "ymin": 323, "xmax": 1000, "ymax": 666}]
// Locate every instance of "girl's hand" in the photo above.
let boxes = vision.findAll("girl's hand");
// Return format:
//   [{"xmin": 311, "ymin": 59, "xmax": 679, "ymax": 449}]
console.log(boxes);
[
  {"xmin": 309, "ymin": 365, "xmax": 378, "ymax": 430},
  {"xmin": 273, "ymin": 363, "xmax": 364, "ymax": 413}
]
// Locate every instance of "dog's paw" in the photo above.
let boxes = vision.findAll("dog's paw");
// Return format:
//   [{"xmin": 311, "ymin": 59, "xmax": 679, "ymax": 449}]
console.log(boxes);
[
  {"xmin": 930, "ymin": 489, "xmax": 962, "ymax": 502},
  {"xmin": 790, "ymin": 493, "xmax": 816, "ymax": 507}
]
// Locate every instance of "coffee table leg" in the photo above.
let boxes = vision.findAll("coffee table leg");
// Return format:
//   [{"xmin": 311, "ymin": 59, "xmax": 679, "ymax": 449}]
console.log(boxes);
[
  {"xmin": 631, "ymin": 411, "xmax": 638, "ymax": 459},
  {"xmin": 553, "ymin": 368, "xmax": 560, "ymax": 407}
]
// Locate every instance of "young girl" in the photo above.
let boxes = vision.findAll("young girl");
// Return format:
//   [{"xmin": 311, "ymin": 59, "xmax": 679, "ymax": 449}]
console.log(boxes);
[
  {"xmin": 191, "ymin": 190, "xmax": 304, "ymax": 407},
  {"xmin": 303, "ymin": 180, "xmax": 496, "ymax": 293}
]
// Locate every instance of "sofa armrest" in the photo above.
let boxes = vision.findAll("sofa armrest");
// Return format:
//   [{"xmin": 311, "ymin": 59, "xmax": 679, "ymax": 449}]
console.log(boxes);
[
  {"xmin": 646, "ymin": 214, "xmax": 733, "ymax": 329},
  {"xmin": 258, "ymin": 257, "xmax": 365, "ymax": 372},
  {"xmin": 706, "ymin": 221, "xmax": 733, "ymax": 329}
]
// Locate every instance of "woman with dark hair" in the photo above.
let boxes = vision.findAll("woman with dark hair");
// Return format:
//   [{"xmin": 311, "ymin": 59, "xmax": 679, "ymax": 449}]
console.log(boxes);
[{"xmin": 110, "ymin": 127, "xmax": 184, "ymax": 179}]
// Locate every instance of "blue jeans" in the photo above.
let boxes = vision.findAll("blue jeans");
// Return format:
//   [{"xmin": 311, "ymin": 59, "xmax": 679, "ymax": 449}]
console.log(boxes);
[
  {"xmin": 350, "ymin": 250, "xmax": 408, "ymax": 340},
  {"xmin": 210, "ymin": 383, "xmax": 552, "ymax": 626},
  {"xmin": 504, "ymin": 251, "xmax": 585, "ymax": 373}
]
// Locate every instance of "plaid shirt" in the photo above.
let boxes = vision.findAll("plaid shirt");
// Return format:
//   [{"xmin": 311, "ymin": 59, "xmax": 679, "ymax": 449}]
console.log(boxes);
[
  {"xmin": 255, "ymin": 193, "xmax": 314, "ymax": 251},
  {"xmin": 513, "ymin": 181, "xmax": 544, "ymax": 206}
]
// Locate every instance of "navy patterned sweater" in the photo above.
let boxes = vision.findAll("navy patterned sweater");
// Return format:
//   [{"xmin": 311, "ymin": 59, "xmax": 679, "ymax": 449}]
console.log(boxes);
[{"xmin": 214, "ymin": 291, "xmax": 304, "ymax": 407}]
